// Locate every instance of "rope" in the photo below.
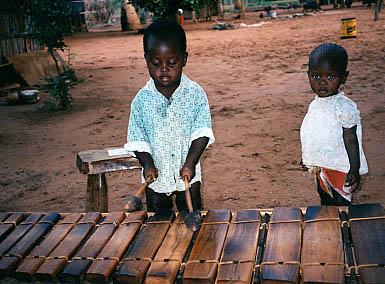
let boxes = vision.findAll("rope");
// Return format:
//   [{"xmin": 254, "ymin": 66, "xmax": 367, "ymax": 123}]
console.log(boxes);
[
  {"xmin": 38, "ymin": 221, "xmax": 55, "ymax": 226},
  {"xmin": 77, "ymin": 221, "xmax": 97, "ymax": 225},
  {"xmin": 46, "ymin": 256, "xmax": 69, "ymax": 261},
  {"xmin": 122, "ymin": 257, "xmax": 152, "ymax": 262},
  {"xmin": 95, "ymin": 256, "xmax": 120, "ymax": 262},
  {"xmin": 349, "ymin": 216, "xmax": 385, "ymax": 222},
  {"xmin": 269, "ymin": 220, "xmax": 302, "ymax": 224},
  {"xmin": 2, "ymin": 221, "xmax": 17, "ymax": 226},
  {"xmin": 231, "ymin": 220, "xmax": 261, "ymax": 224},
  {"xmin": 304, "ymin": 218, "xmax": 340, "ymax": 223},
  {"xmin": 186, "ymin": 259, "xmax": 219, "ymax": 264},
  {"xmin": 72, "ymin": 256, "xmax": 95, "ymax": 261},
  {"xmin": 121, "ymin": 220, "xmax": 143, "ymax": 225},
  {"xmin": 201, "ymin": 222, "xmax": 229, "ymax": 225}
]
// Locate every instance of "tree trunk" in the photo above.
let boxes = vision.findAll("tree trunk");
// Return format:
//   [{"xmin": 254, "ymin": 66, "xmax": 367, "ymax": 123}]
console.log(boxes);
[
  {"xmin": 49, "ymin": 48, "xmax": 60, "ymax": 76},
  {"xmin": 217, "ymin": 0, "xmax": 224, "ymax": 19},
  {"xmin": 374, "ymin": 0, "xmax": 382, "ymax": 20}
]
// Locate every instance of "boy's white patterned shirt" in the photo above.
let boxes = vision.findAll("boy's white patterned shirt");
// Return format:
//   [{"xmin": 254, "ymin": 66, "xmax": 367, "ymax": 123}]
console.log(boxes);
[
  {"xmin": 124, "ymin": 74, "xmax": 215, "ymax": 194},
  {"xmin": 300, "ymin": 91, "xmax": 368, "ymax": 174}
]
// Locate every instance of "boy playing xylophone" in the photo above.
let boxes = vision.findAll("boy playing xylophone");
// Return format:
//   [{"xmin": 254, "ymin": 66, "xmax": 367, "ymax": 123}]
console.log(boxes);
[
  {"xmin": 124, "ymin": 19, "xmax": 215, "ymax": 217},
  {"xmin": 300, "ymin": 43, "xmax": 368, "ymax": 206}
]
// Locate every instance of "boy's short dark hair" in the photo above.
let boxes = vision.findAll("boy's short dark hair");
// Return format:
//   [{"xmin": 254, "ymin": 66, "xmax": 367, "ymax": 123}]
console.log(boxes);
[
  {"xmin": 309, "ymin": 43, "xmax": 348, "ymax": 73},
  {"xmin": 143, "ymin": 19, "xmax": 186, "ymax": 54}
]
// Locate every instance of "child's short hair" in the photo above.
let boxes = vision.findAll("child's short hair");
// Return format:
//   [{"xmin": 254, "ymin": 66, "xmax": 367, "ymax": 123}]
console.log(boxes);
[
  {"xmin": 143, "ymin": 19, "xmax": 186, "ymax": 54},
  {"xmin": 309, "ymin": 43, "xmax": 348, "ymax": 73}
]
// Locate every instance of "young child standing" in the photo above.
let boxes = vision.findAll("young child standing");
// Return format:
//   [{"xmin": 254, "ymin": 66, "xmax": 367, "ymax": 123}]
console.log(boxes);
[
  {"xmin": 124, "ymin": 19, "xmax": 215, "ymax": 217},
  {"xmin": 300, "ymin": 43, "xmax": 368, "ymax": 206}
]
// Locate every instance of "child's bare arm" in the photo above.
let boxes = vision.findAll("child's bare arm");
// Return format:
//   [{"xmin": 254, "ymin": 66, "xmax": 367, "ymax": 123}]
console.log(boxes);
[
  {"xmin": 343, "ymin": 125, "xmax": 361, "ymax": 191},
  {"xmin": 180, "ymin": 137, "xmax": 209, "ymax": 181},
  {"xmin": 134, "ymin": 151, "xmax": 158, "ymax": 181}
]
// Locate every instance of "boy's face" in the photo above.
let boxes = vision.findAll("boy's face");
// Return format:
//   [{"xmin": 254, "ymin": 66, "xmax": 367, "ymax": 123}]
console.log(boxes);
[
  {"xmin": 145, "ymin": 37, "xmax": 188, "ymax": 97},
  {"xmin": 308, "ymin": 59, "xmax": 348, "ymax": 98}
]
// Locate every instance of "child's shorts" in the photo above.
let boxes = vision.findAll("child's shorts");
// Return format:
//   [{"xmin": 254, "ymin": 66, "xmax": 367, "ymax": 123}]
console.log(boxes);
[{"xmin": 145, "ymin": 181, "xmax": 202, "ymax": 215}]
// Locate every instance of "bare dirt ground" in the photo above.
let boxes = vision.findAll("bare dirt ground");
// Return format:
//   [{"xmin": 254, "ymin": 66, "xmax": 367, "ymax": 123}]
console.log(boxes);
[{"xmin": 1, "ymin": 5, "xmax": 384, "ymax": 213}]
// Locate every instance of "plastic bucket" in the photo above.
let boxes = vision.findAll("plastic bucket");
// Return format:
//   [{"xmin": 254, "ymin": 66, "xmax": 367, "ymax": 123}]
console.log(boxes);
[{"xmin": 341, "ymin": 17, "xmax": 357, "ymax": 39}]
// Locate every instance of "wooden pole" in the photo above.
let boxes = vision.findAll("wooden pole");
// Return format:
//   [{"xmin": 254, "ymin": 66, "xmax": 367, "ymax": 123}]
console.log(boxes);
[
  {"xmin": 374, "ymin": 0, "xmax": 382, "ymax": 21},
  {"xmin": 86, "ymin": 174, "xmax": 108, "ymax": 212}
]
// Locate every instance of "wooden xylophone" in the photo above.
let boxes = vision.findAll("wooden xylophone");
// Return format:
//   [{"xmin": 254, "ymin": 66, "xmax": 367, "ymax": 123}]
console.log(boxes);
[{"xmin": 0, "ymin": 203, "xmax": 384, "ymax": 283}]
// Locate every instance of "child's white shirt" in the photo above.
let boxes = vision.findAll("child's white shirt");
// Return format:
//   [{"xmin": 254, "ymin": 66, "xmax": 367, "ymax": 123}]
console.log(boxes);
[{"xmin": 300, "ymin": 91, "xmax": 368, "ymax": 174}]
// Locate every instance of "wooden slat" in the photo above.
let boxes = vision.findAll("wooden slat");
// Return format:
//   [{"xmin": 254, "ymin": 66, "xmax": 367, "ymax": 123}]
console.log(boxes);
[
  {"xmin": 85, "ymin": 220, "xmax": 144, "ymax": 282},
  {"xmin": 269, "ymin": 207, "xmax": 302, "ymax": 223},
  {"xmin": 0, "ymin": 213, "xmax": 24, "ymax": 242},
  {"xmin": 0, "ymin": 213, "xmax": 60, "ymax": 274},
  {"xmin": 14, "ymin": 213, "xmax": 83, "ymax": 281},
  {"xmin": 76, "ymin": 148, "xmax": 140, "ymax": 175},
  {"xmin": 261, "ymin": 207, "xmax": 302, "ymax": 284},
  {"xmin": 0, "ymin": 213, "xmax": 44, "ymax": 256},
  {"xmin": 217, "ymin": 209, "xmax": 260, "ymax": 283},
  {"xmin": 221, "ymin": 210, "xmax": 260, "ymax": 262},
  {"xmin": 217, "ymin": 262, "xmax": 254, "ymax": 284},
  {"xmin": 183, "ymin": 262, "xmax": 219, "ymax": 284},
  {"xmin": 203, "ymin": 209, "xmax": 232, "ymax": 224},
  {"xmin": 349, "ymin": 203, "xmax": 385, "ymax": 219},
  {"xmin": 112, "ymin": 220, "xmax": 171, "ymax": 283},
  {"xmin": 349, "ymin": 203, "xmax": 385, "ymax": 284},
  {"xmin": 0, "ymin": 213, "xmax": 11, "ymax": 222},
  {"xmin": 144, "ymin": 214, "xmax": 194, "ymax": 283},
  {"xmin": 302, "ymin": 206, "xmax": 344, "ymax": 284},
  {"xmin": 59, "ymin": 212, "xmax": 126, "ymax": 282},
  {"xmin": 358, "ymin": 267, "xmax": 385, "ymax": 284},
  {"xmin": 34, "ymin": 212, "xmax": 102, "ymax": 282},
  {"xmin": 183, "ymin": 209, "xmax": 231, "ymax": 283},
  {"xmin": 145, "ymin": 260, "xmax": 181, "ymax": 284}
]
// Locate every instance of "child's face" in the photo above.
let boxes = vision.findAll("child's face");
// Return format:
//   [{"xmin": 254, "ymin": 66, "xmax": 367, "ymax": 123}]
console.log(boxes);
[
  {"xmin": 145, "ymin": 37, "xmax": 188, "ymax": 97},
  {"xmin": 308, "ymin": 60, "xmax": 348, "ymax": 98}
]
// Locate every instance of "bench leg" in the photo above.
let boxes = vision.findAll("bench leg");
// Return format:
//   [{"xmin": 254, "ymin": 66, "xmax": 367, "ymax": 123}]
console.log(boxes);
[{"xmin": 86, "ymin": 174, "xmax": 108, "ymax": 212}]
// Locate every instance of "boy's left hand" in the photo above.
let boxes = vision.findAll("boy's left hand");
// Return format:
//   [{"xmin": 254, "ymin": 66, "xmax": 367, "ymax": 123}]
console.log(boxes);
[
  {"xmin": 345, "ymin": 170, "xmax": 361, "ymax": 193},
  {"xmin": 180, "ymin": 162, "xmax": 195, "ymax": 182}
]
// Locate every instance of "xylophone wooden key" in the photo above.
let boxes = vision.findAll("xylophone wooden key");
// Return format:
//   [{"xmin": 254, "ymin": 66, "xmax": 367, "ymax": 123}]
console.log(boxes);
[
  {"xmin": 34, "ymin": 212, "xmax": 102, "ymax": 282},
  {"xmin": 14, "ymin": 212, "xmax": 83, "ymax": 281},
  {"xmin": 0, "ymin": 213, "xmax": 44, "ymax": 257},
  {"xmin": 86, "ymin": 210, "xmax": 148, "ymax": 282},
  {"xmin": 113, "ymin": 213, "xmax": 174, "ymax": 284},
  {"xmin": 0, "ymin": 212, "xmax": 60, "ymax": 275},
  {"xmin": 0, "ymin": 213, "xmax": 11, "ymax": 223},
  {"xmin": 183, "ymin": 209, "xmax": 231, "ymax": 283},
  {"xmin": 144, "ymin": 213, "xmax": 195, "ymax": 284},
  {"xmin": 261, "ymin": 207, "xmax": 302, "ymax": 284},
  {"xmin": 301, "ymin": 206, "xmax": 345, "ymax": 284},
  {"xmin": 59, "ymin": 211, "xmax": 127, "ymax": 282},
  {"xmin": 0, "ymin": 213, "xmax": 24, "ymax": 243},
  {"xmin": 349, "ymin": 203, "xmax": 385, "ymax": 283},
  {"xmin": 216, "ymin": 209, "xmax": 261, "ymax": 284}
]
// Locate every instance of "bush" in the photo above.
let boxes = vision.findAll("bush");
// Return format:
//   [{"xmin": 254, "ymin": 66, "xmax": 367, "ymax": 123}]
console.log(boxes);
[{"xmin": 44, "ymin": 69, "xmax": 74, "ymax": 110}]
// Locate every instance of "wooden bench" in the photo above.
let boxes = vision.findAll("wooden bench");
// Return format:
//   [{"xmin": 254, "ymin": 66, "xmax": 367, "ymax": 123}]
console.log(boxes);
[{"xmin": 76, "ymin": 148, "xmax": 141, "ymax": 212}]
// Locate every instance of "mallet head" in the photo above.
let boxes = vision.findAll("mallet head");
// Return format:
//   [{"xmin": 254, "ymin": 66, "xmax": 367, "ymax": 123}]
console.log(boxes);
[{"xmin": 124, "ymin": 195, "xmax": 141, "ymax": 212}]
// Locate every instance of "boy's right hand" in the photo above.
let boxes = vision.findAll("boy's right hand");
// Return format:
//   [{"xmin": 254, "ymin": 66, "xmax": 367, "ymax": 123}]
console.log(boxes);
[{"xmin": 143, "ymin": 166, "xmax": 158, "ymax": 182}]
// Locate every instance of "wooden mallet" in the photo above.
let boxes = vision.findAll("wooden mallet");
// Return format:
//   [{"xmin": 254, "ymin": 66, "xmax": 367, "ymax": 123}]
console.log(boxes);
[
  {"xmin": 124, "ymin": 177, "xmax": 153, "ymax": 212},
  {"xmin": 183, "ymin": 178, "xmax": 202, "ymax": 232}
]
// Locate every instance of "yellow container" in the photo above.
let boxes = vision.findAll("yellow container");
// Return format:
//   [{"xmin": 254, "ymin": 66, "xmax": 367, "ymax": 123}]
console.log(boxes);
[{"xmin": 341, "ymin": 17, "xmax": 357, "ymax": 39}]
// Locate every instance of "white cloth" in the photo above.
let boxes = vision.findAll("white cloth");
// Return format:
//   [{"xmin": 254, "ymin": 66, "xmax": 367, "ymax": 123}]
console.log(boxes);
[
  {"xmin": 124, "ymin": 74, "xmax": 215, "ymax": 194},
  {"xmin": 300, "ymin": 91, "xmax": 368, "ymax": 174}
]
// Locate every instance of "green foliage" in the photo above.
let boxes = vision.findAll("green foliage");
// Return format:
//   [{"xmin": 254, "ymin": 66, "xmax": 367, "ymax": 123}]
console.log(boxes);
[
  {"xmin": 30, "ymin": 0, "xmax": 72, "ymax": 53},
  {"xmin": 29, "ymin": 0, "xmax": 74, "ymax": 111},
  {"xmin": 44, "ymin": 69, "xmax": 74, "ymax": 111}
]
